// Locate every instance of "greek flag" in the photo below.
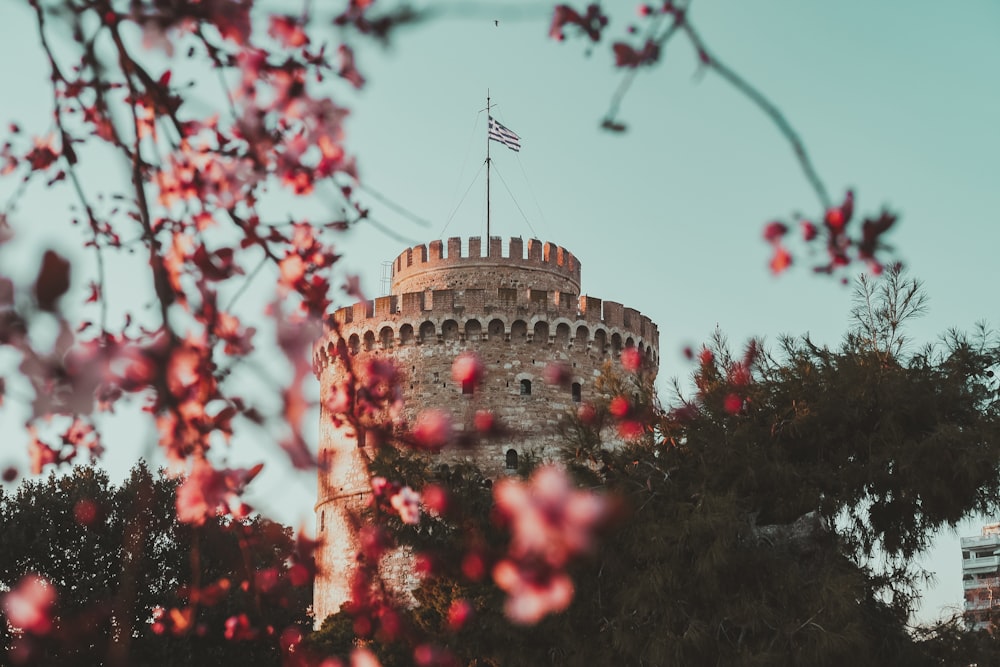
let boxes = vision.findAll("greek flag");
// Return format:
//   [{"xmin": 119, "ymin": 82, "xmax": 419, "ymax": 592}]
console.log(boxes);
[{"xmin": 488, "ymin": 116, "xmax": 521, "ymax": 152}]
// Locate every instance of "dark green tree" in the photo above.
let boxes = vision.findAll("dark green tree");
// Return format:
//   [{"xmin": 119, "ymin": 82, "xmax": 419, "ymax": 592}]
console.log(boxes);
[
  {"xmin": 320, "ymin": 270, "xmax": 1000, "ymax": 667},
  {"xmin": 0, "ymin": 463, "xmax": 311, "ymax": 667}
]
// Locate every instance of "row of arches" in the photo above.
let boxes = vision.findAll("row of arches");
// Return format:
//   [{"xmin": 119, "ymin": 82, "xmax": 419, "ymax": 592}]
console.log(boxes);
[{"xmin": 317, "ymin": 318, "xmax": 658, "ymax": 369}]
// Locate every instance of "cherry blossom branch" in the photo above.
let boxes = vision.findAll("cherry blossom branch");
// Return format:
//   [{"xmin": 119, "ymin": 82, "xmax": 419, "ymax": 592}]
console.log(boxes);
[
  {"xmin": 678, "ymin": 20, "xmax": 832, "ymax": 211},
  {"xmin": 29, "ymin": 0, "xmax": 110, "ymax": 332}
]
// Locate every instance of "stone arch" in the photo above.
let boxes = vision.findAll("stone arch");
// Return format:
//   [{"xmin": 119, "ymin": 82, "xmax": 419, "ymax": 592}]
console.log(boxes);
[
  {"xmin": 363, "ymin": 330, "xmax": 376, "ymax": 352},
  {"xmin": 487, "ymin": 318, "xmax": 505, "ymax": 339},
  {"xmin": 593, "ymin": 329, "xmax": 607, "ymax": 355},
  {"xmin": 348, "ymin": 333, "xmax": 360, "ymax": 355},
  {"xmin": 510, "ymin": 320, "xmax": 528, "ymax": 341},
  {"xmin": 418, "ymin": 321, "xmax": 436, "ymax": 343},
  {"xmin": 505, "ymin": 449, "xmax": 518, "ymax": 471},
  {"xmin": 572, "ymin": 382, "xmax": 582, "ymax": 403},
  {"xmin": 379, "ymin": 326, "xmax": 394, "ymax": 349},
  {"xmin": 575, "ymin": 325, "xmax": 589, "ymax": 347},
  {"xmin": 442, "ymin": 319, "xmax": 460, "ymax": 342},
  {"xmin": 533, "ymin": 320, "xmax": 549, "ymax": 343},
  {"xmin": 555, "ymin": 322, "xmax": 571, "ymax": 344},
  {"xmin": 465, "ymin": 319, "xmax": 483, "ymax": 342},
  {"xmin": 611, "ymin": 332, "xmax": 623, "ymax": 355},
  {"xmin": 520, "ymin": 379, "xmax": 532, "ymax": 396},
  {"xmin": 625, "ymin": 336, "xmax": 635, "ymax": 349},
  {"xmin": 399, "ymin": 323, "xmax": 414, "ymax": 344}
]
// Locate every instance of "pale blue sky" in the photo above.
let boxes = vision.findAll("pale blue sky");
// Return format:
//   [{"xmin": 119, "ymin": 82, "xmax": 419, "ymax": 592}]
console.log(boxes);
[{"xmin": 1, "ymin": 1, "xmax": 998, "ymax": 625}]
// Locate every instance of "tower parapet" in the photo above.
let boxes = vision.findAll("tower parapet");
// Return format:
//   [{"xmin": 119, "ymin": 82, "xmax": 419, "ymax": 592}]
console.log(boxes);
[{"xmin": 391, "ymin": 236, "xmax": 581, "ymax": 294}]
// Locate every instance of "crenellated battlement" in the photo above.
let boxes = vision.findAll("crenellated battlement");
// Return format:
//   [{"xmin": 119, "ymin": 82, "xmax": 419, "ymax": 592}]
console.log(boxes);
[
  {"xmin": 327, "ymin": 290, "xmax": 656, "ymax": 337},
  {"xmin": 391, "ymin": 236, "xmax": 581, "ymax": 294},
  {"xmin": 313, "ymin": 288, "xmax": 659, "ymax": 376}
]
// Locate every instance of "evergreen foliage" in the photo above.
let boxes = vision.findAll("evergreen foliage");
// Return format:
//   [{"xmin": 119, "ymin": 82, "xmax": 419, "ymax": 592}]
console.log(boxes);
[
  {"xmin": 0, "ymin": 463, "xmax": 311, "ymax": 666},
  {"xmin": 311, "ymin": 270, "xmax": 1000, "ymax": 666}
]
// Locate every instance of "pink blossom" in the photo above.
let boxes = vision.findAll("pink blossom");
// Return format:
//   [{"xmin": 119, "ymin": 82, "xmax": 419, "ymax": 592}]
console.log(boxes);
[
  {"xmin": 543, "ymin": 361, "xmax": 571, "ymax": 385},
  {"xmin": 224, "ymin": 613, "xmax": 255, "ymax": 641},
  {"xmin": 3, "ymin": 575, "xmax": 56, "ymax": 634},
  {"xmin": 411, "ymin": 409, "xmax": 453, "ymax": 451},
  {"xmin": 493, "ymin": 560, "xmax": 574, "ymax": 625},
  {"xmin": 268, "ymin": 15, "xmax": 308, "ymax": 47},
  {"xmin": 769, "ymin": 245, "xmax": 792, "ymax": 275},
  {"xmin": 175, "ymin": 458, "xmax": 263, "ymax": 525},
  {"xmin": 609, "ymin": 396, "xmax": 630, "ymax": 419},
  {"xmin": 452, "ymin": 352, "xmax": 484, "ymax": 387},
  {"xmin": 421, "ymin": 484, "xmax": 449, "ymax": 517},
  {"xmin": 447, "ymin": 599, "xmax": 473, "ymax": 631},
  {"xmin": 620, "ymin": 347, "xmax": 642, "ymax": 373},
  {"xmin": 473, "ymin": 409, "xmax": 497, "ymax": 434},
  {"xmin": 801, "ymin": 220, "xmax": 818, "ymax": 241},
  {"xmin": 343, "ymin": 274, "xmax": 366, "ymax": 301},
  {"xmin": 370, "ymin": 476, "xmax": 389, "ymax": 496},
  {"xmin": 390, "ymin": 486, "xmax": 421, "ymax": 524},
  {"xmin": 338, "ymin": 45, "xmax": 366, "ymax": 89},
  {"xmin": 762, "ymin": 221, "xmax": 788, "ymax": 243},
  {"xmin": 493, "ymin": 466, "xmax": 611, "ymax": 568},
  {"xmin": 28, "ymin": 432, "xmax": 59, "ymax": 474},
  {"xmin": 549, "ymin": 4, "xmax": 608, "ymax": 42},
  {"xmin": 325, "ymin": 382, "xmax": 351, "ymax": 415},
  {"xmin": 617, "ymin": 419, "xmax": 645, "ymax": 440},
  {"xmin": 612, "ymin": 40, "xmax": 660, "ymax": 68},
  {"xmin": 279, "ymin": 254, "xmax": 306, "ymax": 288},
  {"xmin": 351, "ymin": 647, "xmax": 382, "ymax": 667}
]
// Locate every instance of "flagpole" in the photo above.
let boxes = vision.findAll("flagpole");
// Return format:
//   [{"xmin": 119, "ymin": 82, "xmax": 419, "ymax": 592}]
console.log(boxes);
[{"xmin": 485, "ymin": 90, "xmax": 492, "ymax": 257}]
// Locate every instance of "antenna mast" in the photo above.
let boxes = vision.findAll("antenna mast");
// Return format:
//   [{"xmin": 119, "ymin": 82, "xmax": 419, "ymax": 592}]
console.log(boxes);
[{"xmin": 484, "ymin": 91, "xmax": 493, "ymax": 256}]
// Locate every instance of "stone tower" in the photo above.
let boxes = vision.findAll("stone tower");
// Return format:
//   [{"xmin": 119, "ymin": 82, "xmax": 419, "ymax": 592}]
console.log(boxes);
[{"xmin": 311, "ymin": 236, "xmax": 659, "ymax": 624}]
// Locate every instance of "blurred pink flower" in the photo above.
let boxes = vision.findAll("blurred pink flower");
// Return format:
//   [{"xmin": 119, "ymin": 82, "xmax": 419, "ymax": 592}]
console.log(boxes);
[
  {"xmin": 3, "ymin": 575, "xmax": 56, "ymax": 634},
  {"xmin": 493, "ymin": 466, "xmax": 610, "ymax": 568},
  {"xmin": 493, "ymin": 560, "xmax": 574, "ymax": 625},
  {"xmin": 451, "ymin": 352, "xmax": 484, "ymax": 387},
  {"xmin": 620, "ymin": 347, "xmax": 642, "ymax": 373},
  {"xmin": 175, "ymin": 458, "xmax": 263, "ymax": 525},
  {"xmin": 351, "ymin": 647, "xmax": 382, "ymax": 667},
  {"xmin": 411, "ymin": 409, "xmax": 453, "ymax": 451},
  {"xmin": 390, "ymin": 486, "xmax": 421, "ymax": 525}
]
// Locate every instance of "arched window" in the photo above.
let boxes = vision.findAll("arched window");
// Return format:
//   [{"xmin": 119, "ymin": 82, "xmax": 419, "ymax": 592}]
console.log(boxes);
[
  {"xmin": 418, "ymin": 321, "xmax": 436, "ymax": 343},
  {"xmin": 465, "ymin": 319, "xmax": 483, "ymax": 342},
  {"xmin": 505, "ymin": 449, "xmax": 518, "ymax": 471},
  {"xmin": 511, "ymin": 320, "xmax": 528, "ymax": 341},
  {"xmin": 520, "ymin": 379, "xmax": 532, "ymax": 396},
  {"xmin": 533, "ymin": 320, "xmax": 549, "ymax": 343},
  {"xmin": 379, "ymin": 326, "xmax": 394, "ymax": 349},
  {"xmin": 572, "ymin": 382, "xmax": 582, "ymax": 403},
  {"xmin": 442, "ymin": 319, "xmax": 460, "ymax": 341}
]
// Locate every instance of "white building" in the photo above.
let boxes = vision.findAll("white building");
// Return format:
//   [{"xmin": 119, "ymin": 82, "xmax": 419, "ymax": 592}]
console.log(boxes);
[{"xmin": 961, "ymin": 523, "xmax": 1000, "ymax": 630}]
